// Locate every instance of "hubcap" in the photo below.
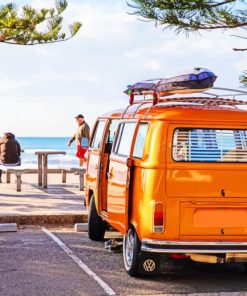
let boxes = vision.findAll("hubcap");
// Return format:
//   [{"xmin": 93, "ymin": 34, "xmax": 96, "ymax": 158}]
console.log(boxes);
[{"xmin": 124, "ymin": 229, "xmax": 135, "ymax": 269}]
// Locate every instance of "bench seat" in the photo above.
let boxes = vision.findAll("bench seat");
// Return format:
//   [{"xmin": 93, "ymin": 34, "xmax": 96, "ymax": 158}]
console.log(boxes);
[
  {"xmin": 0, "ymin": 166, "xmax": 86, "ymax": 192},
  {"xmin": 61, "ymin": 167, "xmax": 86, "ymax": 191},
  {"xmin": 0, "ymin": 167, "xmax": 37, "ymax": 192}
]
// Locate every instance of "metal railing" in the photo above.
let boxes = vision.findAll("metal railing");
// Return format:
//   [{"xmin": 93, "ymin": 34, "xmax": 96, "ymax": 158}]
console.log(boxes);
[{"xmin": 121, "ymin": 87, "xmax": 247, "ymax": 119}]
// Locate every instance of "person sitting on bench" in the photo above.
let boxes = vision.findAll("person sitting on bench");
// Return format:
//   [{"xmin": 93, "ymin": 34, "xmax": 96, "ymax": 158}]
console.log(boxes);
[{"xmin": 0, "ymin": 132, "xmax": 21, "ymax": 183}]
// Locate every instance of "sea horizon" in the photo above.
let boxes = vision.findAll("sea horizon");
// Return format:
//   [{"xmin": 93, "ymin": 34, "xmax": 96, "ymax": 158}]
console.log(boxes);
[
  {"xmin": 17, "ymin": 136, "xmax": 72, "ymax": 138},
  {"xmin": 17, "ymin": 137, "xmax": 78, "ymax": 167}
]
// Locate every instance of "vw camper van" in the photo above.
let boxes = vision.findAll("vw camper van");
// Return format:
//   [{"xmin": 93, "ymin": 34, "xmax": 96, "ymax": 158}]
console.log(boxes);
[{"xmin": 85, "ymin": 88, "xmax": 247, "ymax": 276}]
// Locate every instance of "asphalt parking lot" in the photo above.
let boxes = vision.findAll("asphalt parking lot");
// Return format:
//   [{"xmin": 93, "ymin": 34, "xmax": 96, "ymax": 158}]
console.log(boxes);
[{"xmin": 1, "ymin": 227, "xmax": 247, "ymax": 296}]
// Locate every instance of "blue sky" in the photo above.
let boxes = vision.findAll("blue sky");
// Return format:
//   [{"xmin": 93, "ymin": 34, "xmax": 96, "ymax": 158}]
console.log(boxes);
[{"xmin": 0, "ymin": 0, "xmax": 246, "ymax": 136}]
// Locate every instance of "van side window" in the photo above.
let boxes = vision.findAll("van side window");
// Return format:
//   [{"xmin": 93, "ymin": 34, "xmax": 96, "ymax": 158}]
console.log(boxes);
[
  {"xmin": 91, "ymin": 120, "xmax": 106, "ymax": 149},
  {"xmin": 114, "ymin": 122, "xmax": 136, "ymax": 157},
  {"xmin": 104, "ymin": 120, "xmax": 119, "ymax": 154},
  {"xmin": 173, "ymin": 128, "xmax": 247, "ymax": 162},
  {"xmin": 133, "ymin": 123, "xmax": 148, "ymax": 159},
  {"xmin": 108, "ymin": 120, "xmax": 119, "ymax": 144}
]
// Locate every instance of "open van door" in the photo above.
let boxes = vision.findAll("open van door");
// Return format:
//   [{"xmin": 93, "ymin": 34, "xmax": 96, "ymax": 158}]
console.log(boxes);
[
  {"xmin": 106, "ymin": 121, "xmax": 138, "ymax": 234},
  {"xmin": 86, "ymin": 120, "xmax": 107, "ymax": 209}
]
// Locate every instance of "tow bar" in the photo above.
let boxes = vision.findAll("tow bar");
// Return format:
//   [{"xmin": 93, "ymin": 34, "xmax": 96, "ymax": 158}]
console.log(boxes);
[{"xmin": 105, "ymin": 239, "xmax": 123, "ymax": 253}]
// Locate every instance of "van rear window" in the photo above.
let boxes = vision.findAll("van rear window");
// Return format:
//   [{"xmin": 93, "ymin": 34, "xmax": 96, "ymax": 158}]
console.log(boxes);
[{"xmin": 173, "ymin": 128, "xmax": 247, "ymax": 162}]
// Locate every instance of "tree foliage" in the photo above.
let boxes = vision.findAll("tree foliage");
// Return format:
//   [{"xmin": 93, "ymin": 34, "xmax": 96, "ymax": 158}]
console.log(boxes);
[
  {"xmin": 0, "ymin": 1, "xmax": 82, "ymax": 45},
  {"xmin": 129, "ymin": 1, "xmax": 246, "ymax": 34},
  {"xmin": 129, "ymin": 1, "xmax": 247, "ymax": 86}
]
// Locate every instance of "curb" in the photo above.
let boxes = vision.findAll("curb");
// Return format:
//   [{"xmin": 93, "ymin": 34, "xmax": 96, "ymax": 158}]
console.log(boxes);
[{"xmin": 0, "ymin": 213, "xmax": 88, "ymax": 226}]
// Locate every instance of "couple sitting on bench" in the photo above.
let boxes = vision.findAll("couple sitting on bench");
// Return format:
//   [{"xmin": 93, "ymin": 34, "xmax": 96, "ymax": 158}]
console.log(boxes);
[{"xmin": 0, "ymin": 132, "xmax": 21, "ymax": 183}]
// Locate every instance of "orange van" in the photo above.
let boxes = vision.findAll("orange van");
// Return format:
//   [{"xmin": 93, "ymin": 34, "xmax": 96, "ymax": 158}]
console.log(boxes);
[{"xmin": 85, "ymin": 88, "xmax": 247, "ymax": 276}]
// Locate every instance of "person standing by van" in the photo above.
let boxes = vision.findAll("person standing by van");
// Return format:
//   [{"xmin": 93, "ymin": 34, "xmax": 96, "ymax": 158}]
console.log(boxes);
[
  {"xmin": 0, "ymin": 132, "xmax": 21, "ymax": 183},
  {"xmin": 67, "ymin": 114, "xmax": 90, "ymax": 167}
]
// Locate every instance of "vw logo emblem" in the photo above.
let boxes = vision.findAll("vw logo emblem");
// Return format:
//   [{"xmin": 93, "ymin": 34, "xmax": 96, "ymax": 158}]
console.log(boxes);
[{"xmin": 143, "ymin": 259, "xmax": 156, "ymax": 272}]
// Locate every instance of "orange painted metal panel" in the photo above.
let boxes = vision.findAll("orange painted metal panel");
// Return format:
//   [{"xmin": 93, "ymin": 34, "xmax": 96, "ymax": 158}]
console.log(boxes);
[
  {"xmin": 180, "ymin": 202, "xmax": 247, "ymax": 236},
  {"xmin": 166, "ymin": 166, "xmax": 247, "ymax": 198},
  {"xmin": 107, "ymin": 155, "xmax": 131, "ymax": 234}
]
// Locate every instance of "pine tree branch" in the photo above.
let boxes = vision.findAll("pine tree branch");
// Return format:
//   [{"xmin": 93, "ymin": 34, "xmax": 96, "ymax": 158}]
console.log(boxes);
[
  {"xmin": 233, "ymin": 48, "xmax": 247, "ymax": 51},
  {"xmin": 209, "ymin": 1, "xmax": 236, "ymax": 8},
  {"xmin": 0, "ymin": 0, "xmax": 82, "ymax": 45},
  {"xmin": 129, "ymin": 0, "xmax": 247, "ymax": 32},
  {"xmin": 1, "ymin": 34, "xmax": 75, "ymax": 45}
]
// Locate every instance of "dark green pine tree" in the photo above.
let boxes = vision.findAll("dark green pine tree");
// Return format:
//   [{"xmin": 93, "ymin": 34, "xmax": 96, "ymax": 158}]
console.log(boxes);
[
  {"xmin": 0, "ymin": 0, "xmax": 82, "ymax": 45},
  {"xmin": 129, "ymin": 0, "xmax": 247, "ymax": 86}
]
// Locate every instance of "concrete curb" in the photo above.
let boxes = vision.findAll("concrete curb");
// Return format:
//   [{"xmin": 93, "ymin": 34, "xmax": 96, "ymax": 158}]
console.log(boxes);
[
  {"xmin": 0, "ymin": 223, "xmax": 17, "ymax": 232},
  {"xmin": 74, "ymin": 223, "xmax": 88, "ymax": 232},
  {"xmin": 0, "ymin": 213, "xmax": 88, "ymax": 226}
]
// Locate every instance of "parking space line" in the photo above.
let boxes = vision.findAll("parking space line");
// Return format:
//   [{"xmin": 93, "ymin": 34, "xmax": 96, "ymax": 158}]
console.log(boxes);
[{"xmin": 42, "ymin": 227, "xmax": 116, "ymax": 296}]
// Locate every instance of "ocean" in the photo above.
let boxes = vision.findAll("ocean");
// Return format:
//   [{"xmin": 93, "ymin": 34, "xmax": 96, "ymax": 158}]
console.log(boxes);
[{"xmin": 17, "ymin": 137, "xmax": 78, "ymax": 167}]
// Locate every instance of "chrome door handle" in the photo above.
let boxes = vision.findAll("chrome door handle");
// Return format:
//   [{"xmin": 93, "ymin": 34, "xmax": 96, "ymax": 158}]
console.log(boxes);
[
  {"xmin": 107, "ymin": 172, "xmax": 113, "ymax": 179},
  {"xmin": 107, "ymin": 167, "xmax": 114, "ymax": 179}
]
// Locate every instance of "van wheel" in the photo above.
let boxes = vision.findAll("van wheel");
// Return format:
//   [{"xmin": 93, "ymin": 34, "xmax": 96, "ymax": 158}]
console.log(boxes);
[
  {"xmin": 123, "ymin": 227, "xmax": 161, "ymax": 277},
  {"xmin": 88, "ymin": 195, "xmax": 107, "ymax": 241},
  {"xmin": 123, "ymin": 227, "xmax": 140, "ymax": 277}
]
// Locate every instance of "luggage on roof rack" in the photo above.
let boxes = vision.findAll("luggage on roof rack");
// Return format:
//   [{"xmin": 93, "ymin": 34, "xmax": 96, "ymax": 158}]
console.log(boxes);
[{"xmin": 125, "ymin": 68, "xmax": 217, "ymax": 98}]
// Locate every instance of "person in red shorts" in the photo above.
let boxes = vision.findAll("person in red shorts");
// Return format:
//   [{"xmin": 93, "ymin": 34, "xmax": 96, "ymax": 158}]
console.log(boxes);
[{"xmin": 67, "ymin": 114, "xmax": 90, "ymax": 167}]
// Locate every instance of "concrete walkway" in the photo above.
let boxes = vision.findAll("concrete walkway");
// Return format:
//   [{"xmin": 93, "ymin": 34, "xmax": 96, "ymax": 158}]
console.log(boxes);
[{"xmin": 0, "ymin": 174, "xmax": 87, "ymax": 225}]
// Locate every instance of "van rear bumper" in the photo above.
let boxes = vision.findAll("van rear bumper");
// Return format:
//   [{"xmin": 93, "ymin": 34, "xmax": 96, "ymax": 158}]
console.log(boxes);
[{"xmin": 141, "ymin": 239, "xmax": 247, "ymax": 254}]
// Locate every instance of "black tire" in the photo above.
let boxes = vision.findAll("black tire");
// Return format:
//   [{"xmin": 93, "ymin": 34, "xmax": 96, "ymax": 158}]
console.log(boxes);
[
  {"xmin": 88, "ymin": 195, "xmax": 107, "ymax": 241},
  {"xmin": 242, "ymin": 263, "xmax": 247, "ymax": 273},
  {"xmin": 123, "ymin": 227, "xmax": 161, "ymax": 277},
  {"xmin": 123, "ymin": 227, "xmax": 140, "ymax": 277}
]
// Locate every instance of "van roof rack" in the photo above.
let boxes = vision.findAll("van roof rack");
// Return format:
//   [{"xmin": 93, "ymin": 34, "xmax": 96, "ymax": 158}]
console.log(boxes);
[
  {"xmin": 128, "ymin": 87, "xmax": 247, "ymax": 106},
  {"xmin": 122, "ymin": 87, "xmax": 247, "ymax": 119},
  {"xmin": 204, "ymin": 87, "xmax": 247, "ymax": 98}
]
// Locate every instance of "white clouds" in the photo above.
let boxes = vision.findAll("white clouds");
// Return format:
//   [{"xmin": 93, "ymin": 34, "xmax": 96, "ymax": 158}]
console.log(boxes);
[
  {"xmin": 0, "ymin": 69, "xmax": 99, "ymax": 98},
  {"xmin": 140, "ymin": 59, "xmax": 162, "ymax": 71},
  {"xmin": 63, "ymin": 2, "xmax": 135, "ymax": 40},
  {"xmin": 158, "ymin": 35, "xmax": 232, "ymax": 56},
  {"xmin": 0, "ymin": 74, "xmax": 30, "ymax": 93},
  {"xmin": 233, "ymin": 52, "xmax": 247, "ymax": 72},
  {"xmin": 28, "ymin": 0, "xmax": 54, "ymax": 10},
  {"xmin": 124, "ymin": 32, "xmax": 233, "ymax": 65}
]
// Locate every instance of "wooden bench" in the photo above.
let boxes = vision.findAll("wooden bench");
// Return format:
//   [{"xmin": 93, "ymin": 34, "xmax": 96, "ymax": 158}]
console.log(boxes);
[
  {"xmin": 61, "ymin": 167, "xmax": 86, "ymax": 191},
  {"xmin": 1, "ymin": 167, "xmax": 61, "ymax": 192},
  {"xmin": 0, "ymin": 167, "xmax": 37, "ymax": 192},
  {"xmin": 0, "ymin": 166, "xmax": 86, "ymax": 192}
]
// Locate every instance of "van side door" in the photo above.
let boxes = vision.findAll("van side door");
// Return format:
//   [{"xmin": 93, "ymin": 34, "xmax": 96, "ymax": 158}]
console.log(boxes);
[
  {"xmin": 107, "ymin": 121, "xmax": 138, "ymax": 234},
  {"xmin": 86, "ymin": 120, "xmax": 107, "ymax": 207}
]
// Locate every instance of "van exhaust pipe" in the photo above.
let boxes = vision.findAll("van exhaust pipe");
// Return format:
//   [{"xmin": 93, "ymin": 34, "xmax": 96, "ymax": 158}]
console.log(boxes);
[{"xmin": 186, "ymin": 254, "xmax": 222, "ymax": 264}]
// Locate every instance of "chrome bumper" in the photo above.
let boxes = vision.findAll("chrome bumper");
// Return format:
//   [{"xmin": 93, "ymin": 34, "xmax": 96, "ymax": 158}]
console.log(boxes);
[{"xmin": 141, "ymin": 239, "xmax": 247, "ymax": 254}]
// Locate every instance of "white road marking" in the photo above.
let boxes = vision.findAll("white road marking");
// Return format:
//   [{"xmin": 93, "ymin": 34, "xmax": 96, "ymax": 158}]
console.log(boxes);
[
  {"xmin": 133, "ymin": 294, "xmax": 247, "ymax": 296},
  {"xmin": 42, "ymin": 227, "xmax": 116, "ymax": 296}
]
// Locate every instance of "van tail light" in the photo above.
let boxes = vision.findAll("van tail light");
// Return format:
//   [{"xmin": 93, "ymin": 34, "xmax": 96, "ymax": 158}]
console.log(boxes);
[
  {"xmin": 153, "ymin": 202, "xmax": 164, "ymax": 233},
  {"xmin": 169, "ymin": 254, "xmax": 187, "ymax": 260}
]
